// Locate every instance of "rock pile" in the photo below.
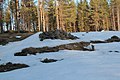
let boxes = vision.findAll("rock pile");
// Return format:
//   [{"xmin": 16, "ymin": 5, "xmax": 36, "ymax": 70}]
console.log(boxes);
[
  {"xmin": 106, "ymin": 35, "xmax": 120, "ymax": 42},
  {"xmin": 39, "ymin": 30, "xmax": 79, "ymax": 41},
  {"xmin": 91, "ymin": 35, "xmax": 120, "ymax": 44},
  {"xmin": 41, "ymin": 58, "xmax": 58, "ymax": 63}
]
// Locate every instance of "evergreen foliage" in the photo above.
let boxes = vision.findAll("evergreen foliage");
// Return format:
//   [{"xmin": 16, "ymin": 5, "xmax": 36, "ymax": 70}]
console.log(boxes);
[{"xmin": 0, "ymin": 0, "xmax": 120, "ymax": 33}]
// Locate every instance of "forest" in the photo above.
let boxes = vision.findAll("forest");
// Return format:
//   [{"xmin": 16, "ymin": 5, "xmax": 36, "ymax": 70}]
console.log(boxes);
[
  {"xmin": 0, "ymin": 0, "xmax": 120, "ymax": 33},
  {"xmin": 1, "ymin": 0, "xmax": 120, "ymax": 79}
]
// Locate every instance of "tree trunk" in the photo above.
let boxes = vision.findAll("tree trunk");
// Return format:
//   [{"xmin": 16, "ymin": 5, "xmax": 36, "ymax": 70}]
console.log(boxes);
[
  {"xmin": 43, "ymin": 11, "xmax": 45, "ymax": 32},
  {"xmin": 73, "ymin": 22, "xmax": 76, "ymax": 32},
  {"xmin": 106, "ymin": 16, "xmax": 109, "ymax": 31},
  {"xmin": 117, "ymin": 6, "xmax": 120, "ymax": 30},
  {"xmin": 95, "ymin": 11, "xmax": 99, "ymax": 31},
  {"xmin": 6, "ymin": 23, "xmax": 9, "ymax": 31},
  {"xmin": 11, "ymin": 11, "xmax": 14, "ymax": 30},
  {"xmin": 55, "ymin": 1, "xmax": 59, "ymax": 30},
  {"xmin": 40, "ymin": 1, "xmax": 43, "ymax": 31},
  {"xmin": 103, "ymin": 19, "xmax": 105, "ymax": 30},
  {"xmin": 37, "ymin": 0, "xmax": 41, "ymax": 31},
  {"xmin": 33, "ymin": 21, "xmax": 36, "ymax": 32},
  {"xmin": 0, "ymin": 4, "xmax": 3, "ymax": 33},
  {"xmin": 10, "ymin": 16, "xmax": 12, "ymax": 30},
  {"xmin": 112, "ymin": 6, "xmax": 116, "ymax": 30},
  {"xmin": 45, "ymin": 14, "xmax": 49, "ymax": 32},
  {"xmin": 15, "ymin": 0, "xmax": 20, "ymax": 32}
]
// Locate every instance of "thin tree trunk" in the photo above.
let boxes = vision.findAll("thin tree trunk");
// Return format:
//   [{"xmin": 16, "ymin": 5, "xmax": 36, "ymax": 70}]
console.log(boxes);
[
  {"xmin": 11, "ymin": 12, "xmax": 14, "ymax": 30},
  {"xmin": 15, "ymin": 0, "xmax": 19, "ymax": 32},
  {"xmin": 45, "ymin": 14, "xmax": 49, "ymax": 32},
  {"xmin": 112, "ymin": 6, "xmax": 116, "ymax": 30},
  {"xmin": 0, "ymin": 4, "xmax": 3, "ymax": 33},
  {"xmin": 22, "ymin": 14, "xmax": 25, "ymax": 31},
  {"xmin": 37, "ymin": 0, "xmax": 41, "ymax": 31},
  {"xmin": 59, "ymin": 4, "xmax": 65, "ymax": 31},
  {"xmin": 6, "ymin": 24, "xmax": 9, "ymax": 31},
  {"xmin": 56, "ymin": 1, "xmax": 59, "ymax": 30},
  {"xmin": 40, "ymin": 1, "xmax": 43, "ymax": 31},
  {"xmin": 10, "ymin": 16, "xmax": 12, "ymax": 30},
  {"xmin": 103, "ymin": 19, "xmax": 105, "ymax": 30},
  {"xmin": 33, "ymin": 21, "xmax": 36, "ymax": 32},
  {"xmin": 117, "ymin": 6, "xmax": 120, "ymax": 30},
  {"xmin": 42, "ymin": 8, "xmax": 45, "ymax": 32},
  {"xmin": 95, "ymin": 11, "xmax": 99, "ymax": 31},
  {"xmin": 106, "ymin": 16, "xmax": 109, "ymax": 31},
  {"xmin": 73, "ymin": 22, "xmax": 76, "ymax": 32}
]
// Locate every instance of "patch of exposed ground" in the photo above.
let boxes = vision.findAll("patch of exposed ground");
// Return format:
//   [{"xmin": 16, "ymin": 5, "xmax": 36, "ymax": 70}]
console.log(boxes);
[
  {"xmin": 40, "ymin": 58, "xmax": 63, "ymax": 63},
  {"xmin": 14, "ymin": 42, "xmax": 91, "ymax": 56},
  {"xmin": 0, "ymin": 31, "xmax": 34, "ymax": 45},
  {"xmin": 0, "ymin": 62, "xmax": 29, "ymax": 72},
  {"xmin": 39, "ymin": 30, "xmax": 79, "ymax": 41},
  {"xmin": 91, "ymin": 35, "xmax": 120, "ymax": 43}
]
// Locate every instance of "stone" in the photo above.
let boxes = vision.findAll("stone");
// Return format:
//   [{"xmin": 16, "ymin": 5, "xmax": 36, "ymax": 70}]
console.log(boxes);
[
  {"xmin": 0, "ymin": 62, "xmax": 29, "ymax": 72},
  {"xmin": 39, "ymin": 30, "xmax": 79, "ymax": 41}
]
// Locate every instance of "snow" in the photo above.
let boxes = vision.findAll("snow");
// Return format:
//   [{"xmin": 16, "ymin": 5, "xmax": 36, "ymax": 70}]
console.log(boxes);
[
  {"xmin": 0, "ymin": 31, "xmax": 120, "ymax": 80},
  {"xmin": 15, "ymin": 36, "xmax": 22, "ymax": 39}
]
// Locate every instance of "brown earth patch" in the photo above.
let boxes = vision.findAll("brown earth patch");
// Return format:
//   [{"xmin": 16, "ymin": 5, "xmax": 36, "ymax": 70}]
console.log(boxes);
[
  {"xmin": 90, "ymin": 35, "xmax": 120, "ymax": 44},
  {"xmin": 41, "ymin": 58, "xmax": 58, "ymax": 63},
  {"xmin": 0, "ymin": 62, "xmax": 29, "ymax": 72},
  {"xmin": 39, "ymin": 30, "xmax": 79, "ymax": 41},
  {"xmin": 0, "ymin": 32, "xmax": 34, "ymax": 45},
  {"xmin": 14, "ymin": 42, "xmax": 91, "ymax": 56}
]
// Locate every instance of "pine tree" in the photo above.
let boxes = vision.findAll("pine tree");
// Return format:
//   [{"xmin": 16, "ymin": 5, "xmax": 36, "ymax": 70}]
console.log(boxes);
[
  {"xmin": 4, "ymin": 7, "xmax": 11, "ymax": 31},
  {"xmin": 116, "ymin": 0, "xmax": 120, "ymax": 30},
  {"xmin": 99, "ymin": 0, "xmax": 110, "ymax": 30},
  {"xmin": 57, "ymin": 0, "xmax": 76, "ymax": 32},
  {"xmin": 20, "ymin": 0, "xmax": 37, "ymax": 32},
  {"xmin": 69, "ymin": 0, "xmax": 76, "ymax": 32},
  {"xmin": 47, "ymin": 0, "xmax": 56, "ymax": 31},
  {"xmin": 110, "ymin": 0, "xmax": 120, "ymax": 31},
  {"xmin": 14, "ymin": 0, "xmax": 19, "ymax": 32},
  {"xmin": 77, "ymin": 0, "xmax": 89, "ymax": 32},
  {"xmin": 110, "ymin": 0, "xmax": 116, "ymax": 30},
  {"xmin": 89, "ymin": 0, "xmax": 100, "ymax": 31}
]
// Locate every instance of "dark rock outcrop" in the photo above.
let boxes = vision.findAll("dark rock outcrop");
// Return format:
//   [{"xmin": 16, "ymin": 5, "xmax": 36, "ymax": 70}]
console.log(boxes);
[
  {"xmin": 0, "ymin": 62, "xmax": 29, "ymax": 72},
  {"xmin": 90, "ymin": 36, "xmax": 120, "ymax": 44},
  {"xmin": 14, "ymin": 42, "xmax": 90, "ymax": 56},
  {"xmin": 41, "ymin": 58, "xmax": 58, "ymax": 63},
  {"xmin": 106, "ymin": 35, "xmax": 120, "ymax": 42},
  {"xmin": 39, "ymin": 30, "xmax": 79, "ymax": 41},
  {"xmin": 15, "ymin": 47, "xmax": 59, "ymax": 56},
  {"xmin": 0, "ymin": 32, "xmax": 33, "ymax": 45}
]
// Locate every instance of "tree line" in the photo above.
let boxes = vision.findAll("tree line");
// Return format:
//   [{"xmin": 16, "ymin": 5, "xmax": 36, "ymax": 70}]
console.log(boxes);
[{"xmin": 0, "ymin": 0, "xmax": 120, "ymax": 33}]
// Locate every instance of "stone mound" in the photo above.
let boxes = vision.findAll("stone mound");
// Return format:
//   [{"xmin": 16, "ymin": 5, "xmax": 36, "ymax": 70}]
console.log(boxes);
[
  {"xmin": 41, "ymin": 58, "xmax": 58, "ymax": 63},
  {"xmin": 90, "ymin": 36, "xmax": 120, "ymax": 44},
  {"xmin": 39, "ymin": 30, "xmax": 79, "ymax": 41},
  {"xmin": 111, "ymin": 36, "xmax": 119, "ymax": 39},
  {"xmin": 106, "ymin": 35, "xmax": 120, "ymax": 42},
  {"xmin": 0, "ymin": 62, "xmax": 29, "ymax": 72}
]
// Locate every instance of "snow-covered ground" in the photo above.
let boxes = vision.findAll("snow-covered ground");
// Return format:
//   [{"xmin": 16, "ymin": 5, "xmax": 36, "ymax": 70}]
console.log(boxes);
[{"xmin": 0, "ymin": 31, "xmax": 120, "ymax": 80}]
